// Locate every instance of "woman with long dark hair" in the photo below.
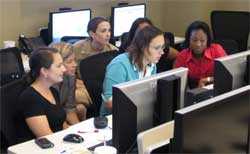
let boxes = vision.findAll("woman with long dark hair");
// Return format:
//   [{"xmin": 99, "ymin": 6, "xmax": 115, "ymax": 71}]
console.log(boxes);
[{"xmin": 100, "ymin": 26, "xmax": 165, "ymax": 116}]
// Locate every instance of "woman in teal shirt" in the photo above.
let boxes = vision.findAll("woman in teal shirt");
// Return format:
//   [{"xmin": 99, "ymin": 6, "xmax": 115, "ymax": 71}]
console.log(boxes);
[{"xmin": 100, "ymin": 26, "xmax": 165, "ymax": 116}]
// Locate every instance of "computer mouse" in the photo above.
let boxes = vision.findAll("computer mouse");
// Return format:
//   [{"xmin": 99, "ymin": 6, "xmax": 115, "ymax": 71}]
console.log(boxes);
[
  {"xmin": 63, "ymin": 134, "xmax": 84, "ymax": 143},
  {"xmin": 94, "ymin": 116, "xmax": 108, "ymax": 129}
]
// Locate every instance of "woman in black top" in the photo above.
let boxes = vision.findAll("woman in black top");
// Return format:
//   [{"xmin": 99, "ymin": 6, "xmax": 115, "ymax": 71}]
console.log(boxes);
[{"xmin": 18, "ymin": 47, "xmax": 67, "ymax": 142}]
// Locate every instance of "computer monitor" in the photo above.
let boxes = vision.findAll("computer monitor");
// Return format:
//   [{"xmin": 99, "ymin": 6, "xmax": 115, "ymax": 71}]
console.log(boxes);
[
  {"xmin": 214, "ymin": 50, "xmax": 250, "ymax": 96},
  {"xmin": 173, "ymin": 85, "xmax": 250, "ymax": 153},
  {"xmin": 49, "ymin": 9, "xmax": 91, "ymax": 43},
  {"xmin": 112, "ymin": 67, "xmax": 188, "ymax": 153},
  {"xmin": 111, "ymin": 4, "xmax": 145, "ymax": 38}
]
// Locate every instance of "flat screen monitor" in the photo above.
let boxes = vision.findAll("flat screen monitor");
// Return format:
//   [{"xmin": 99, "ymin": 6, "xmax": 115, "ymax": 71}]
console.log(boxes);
[
  {"xmin": 112, "ymin": 67, "xmax": 188, "ymax": 153},
  {"xmin": 111, "ymin": 4, "xmax": 145, "ymax": 38},
  {"xmin": 49, "ymin": 9, "xmax": 91, "ymax": 43},
  {"xmin": 173, "ymin": 85, "xmax": 250, "ymax": 153},
  {"xmin": 214, "ymin": 50, "xmax": 250, "ymax": 96}
]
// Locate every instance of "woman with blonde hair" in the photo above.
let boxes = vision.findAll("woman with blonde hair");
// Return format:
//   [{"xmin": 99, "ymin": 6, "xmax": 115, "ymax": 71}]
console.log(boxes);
[{"xmin": 49, "ymin": 42, "xmax": 89, "ymax": 123}]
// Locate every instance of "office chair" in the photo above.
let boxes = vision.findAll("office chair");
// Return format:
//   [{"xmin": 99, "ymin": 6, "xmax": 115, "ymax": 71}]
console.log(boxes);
[
  {"xmin": 39, "ymin": 27, "xmax": 50, "ymax": 45},
  {"xmin": 157, "ymin": 32, "xmax": 175, "ymax": 73},
  {"xmin": 61, "ymin": 36, "xmax": 87, "ymax": 44},
  {"xmin": 137, "ymin": 121, "xmax": 174, "ymax": 154},
  {"xmin": 79, "ymin": 50, "xmax": 120, "ymax": 118},
  {"xmin": 119, "ymin": 32, "xmax": 129, "ymax": 52},
  {"xmin": 0, "ymin": 75, "xmax": 30, "ymax": 151},
  {"xmin": 0, "ymin": 47, "xmax": 25, "ymax": 86},
  {"xmin": 211, "ymin": 10, "xmax": 250, "ymax": 52},
  {"xmin": 19, "ymin": 35, "xmax": 47, "ymax": 55},
  {"xmin": 213, "ymin": 39, "xmax": 239, "ymax": 55}
]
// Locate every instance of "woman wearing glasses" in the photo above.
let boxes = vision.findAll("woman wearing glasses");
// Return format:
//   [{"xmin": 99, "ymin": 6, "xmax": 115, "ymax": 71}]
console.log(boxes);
[{"xmin": 100, "ymin": 26, "xmax": 165, "ymax": 116}]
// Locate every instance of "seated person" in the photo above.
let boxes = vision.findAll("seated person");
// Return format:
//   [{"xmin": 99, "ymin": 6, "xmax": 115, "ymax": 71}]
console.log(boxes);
[
  {"xmin": 73, "ymin": 17, "xmax": 118, "ymax": 109},
  {"xmin": 120, "ymin": 17, "xmax": 178, "ymax": 60},
  {"xmin": 74, "ymin": 16, "xmax": 118, "ymax": 70},
  {"xmin": 17, "ymin": 47, "xmax": 67, "ymax": 142},
  {"xmin": 174, "ymin": 20, "xmax": 227, "ymax": 89},
  {"xmin": 49, "ymin": 42, "xmax": 87, "ymax": 123},
  {"xmin": 100, "ymin": 26, "xmax": 165, "ymax": 116}
]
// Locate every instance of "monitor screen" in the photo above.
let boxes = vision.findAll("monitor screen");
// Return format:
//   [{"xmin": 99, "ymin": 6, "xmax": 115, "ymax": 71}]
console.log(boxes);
[
  {"xmin": 173, "ymin": 85, "xmax": 250, "ymax": 153},
  {"xmin": 112, "ymin": 4, "xmax": 145, "ymax": 37},
  {"xmin": 112, "ymin": 67, "xmax": 188, "ymax": 153},
  {"xmin": 214, "ymin": 50, "xmax": 250, "ymax": 96},
  {"xmin": 49, "ymin": 9, "xmax": 91, "ymax": 43}
]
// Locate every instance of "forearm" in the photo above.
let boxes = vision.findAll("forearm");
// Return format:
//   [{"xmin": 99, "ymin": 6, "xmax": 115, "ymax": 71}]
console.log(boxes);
[
  {"xmin": 66, "ymin": 111, "xmax": 80, "ymax": 125},
  {"xmin": 105, "ymin": 100, "xmax": 112, "ymax": 110},
  {"xmin": 167, "ymin": 47, "xmax": 178, "ymax": 60},
  {"xmin": 63, "ymin": 121, "xmax": 70, "ymax": 129}
]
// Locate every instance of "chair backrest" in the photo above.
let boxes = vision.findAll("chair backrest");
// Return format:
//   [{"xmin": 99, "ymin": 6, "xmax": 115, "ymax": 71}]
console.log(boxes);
[
  {"xmin": 79, "ymin": 50, "xmax": 120, "ymax": 117},
  {"xmin": 0, "ymin": 76, "xmax": 29, "ymax": 149},
  {"xmin": 137, "ymin": 121, "xmax": 174, "ymax": 154},
  {"xmin": 119, "ymin": 32, "xmax": 129, "ymax": 52},
  {"xmin": 39, "ymin": 27, "xmax": 50, "ymax": 45},
  {"xmin": 0, "ymin": 47, "xmax": 25, "ymax": 86},
  {"xmin": 211, "ymin": 10, "xmax": 250, "ymax": 52},
  {"xmin": 213, "ymin": 39, "xmax": 239, "ymax": 55},
  {"xmin": 164, "ymin": 32, "xmax": 175, "ymax": 47},
  {"xmin": 61, "ymin": 36, "xmax": 87, "ymax": 44},
  {"xmin": 19, "ymin": 35, "xmax": 47, "ymax": 55}
]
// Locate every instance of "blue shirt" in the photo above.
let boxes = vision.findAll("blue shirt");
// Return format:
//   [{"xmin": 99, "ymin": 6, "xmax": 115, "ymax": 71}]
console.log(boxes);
[{"xmin": 100, "ymin": 52, "xmax": 157, "ymax": 116}]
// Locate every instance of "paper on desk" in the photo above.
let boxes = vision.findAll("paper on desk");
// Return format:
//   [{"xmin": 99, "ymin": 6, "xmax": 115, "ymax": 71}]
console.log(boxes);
[{"xmin": 204, "ymin": 84, "xmax": 213, "ymax": 90}]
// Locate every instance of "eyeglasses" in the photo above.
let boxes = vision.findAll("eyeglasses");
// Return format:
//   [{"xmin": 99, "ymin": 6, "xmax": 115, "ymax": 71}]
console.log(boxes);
[{"xmin": 150, "ymin": 44, "xmax": 167, "ymax": 53}]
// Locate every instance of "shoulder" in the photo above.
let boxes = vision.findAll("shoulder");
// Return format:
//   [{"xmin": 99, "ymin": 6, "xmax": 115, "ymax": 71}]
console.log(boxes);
[
  {"xmin": 176, "ymin": 48, "xmax": 191, "ymax": 59},
  {"xmin": 174, "ymin": 48, "xmax": 191, "ymax": 68},
  {"xmin": 106, "ymin": 43, "xmax": 119, "ymax": 51},
  {"xmin": 73, "ymin": 39, "xmax": 90, "ymax": 49},
  {"xmin": 107, "ymin": 53, "xmax": 130, "ymax": 72},
  {"xmin": 19, "ymin": 87, "xmax": 44, "ymax": 110},
  {"xmin": 109, "ymin": 53, "xmax": 130, "ymax": 65},
  {"xmin": 19, "ymin": 86, "xmax": 36, "ymax": 101},
  {"xmin": 210, "ymin": 43, "xmax": 223, "ymax": 50},
  {"xmin": 209, "ymin": 43, "xmax": 227, "ymax": 57}
]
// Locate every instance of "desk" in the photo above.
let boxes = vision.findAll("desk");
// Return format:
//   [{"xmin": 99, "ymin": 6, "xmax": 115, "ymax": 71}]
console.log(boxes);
[{"xmin": 8, "ymin": 116, "xmax": 112, "ymax": 154}]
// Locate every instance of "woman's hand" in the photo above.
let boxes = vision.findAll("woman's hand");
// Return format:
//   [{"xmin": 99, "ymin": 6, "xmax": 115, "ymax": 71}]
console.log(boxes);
[{"xmin": 198, "ymin": 77, "xmax": 214, "ymax": 88}]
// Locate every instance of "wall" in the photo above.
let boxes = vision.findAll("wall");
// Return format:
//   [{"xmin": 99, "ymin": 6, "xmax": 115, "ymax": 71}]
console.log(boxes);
[
  {"xmin": 1, "ymin": 0, "xmax": 249, "ymax": 48},
  {"xmin": 0, "ymin": 0, "xmax": 114, "ymax": 48},
  {"xmin": 160, "ymin": 0, "xmax": 217, "ymax": 36},
  {"xmin": 154, "ymin": 0, "xmax": 250, "ymax": 37}
]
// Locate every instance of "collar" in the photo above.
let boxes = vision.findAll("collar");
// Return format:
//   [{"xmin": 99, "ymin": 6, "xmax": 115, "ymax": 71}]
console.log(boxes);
[
  {"xmin": 185, "ymin": 48, "xmax": 213, "ymax": 63},
  {"xmin": 132, "ymin": 62, "xmax": 155, "ymax": 72}
]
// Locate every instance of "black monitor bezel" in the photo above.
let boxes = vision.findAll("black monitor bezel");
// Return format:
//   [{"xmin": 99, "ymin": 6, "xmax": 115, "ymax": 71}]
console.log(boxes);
[
  {"xmin": 173, "ymin": 85, "xmax": 250, "ymax": 153},
  {"xmin": 112, "ymin": 68, "xmax": 188, "ymax": 153},
  {"xmin": 214, "ymin": 50, "xmax": 250, "ymax": 96}
]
